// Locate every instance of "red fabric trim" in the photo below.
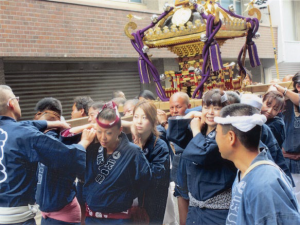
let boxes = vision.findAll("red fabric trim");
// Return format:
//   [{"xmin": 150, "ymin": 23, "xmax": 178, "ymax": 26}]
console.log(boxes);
[{"xmin": 85, "ymin": 204, "xmax": 131, "ymax": 220}]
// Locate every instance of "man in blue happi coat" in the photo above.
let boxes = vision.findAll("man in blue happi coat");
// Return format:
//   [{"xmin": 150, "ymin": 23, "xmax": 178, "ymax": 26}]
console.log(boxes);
[
  {"xmin": 215, "ymin": 103, "xmax": 300, "ymax": 224},
  {"xmin": 0, "ymin": 85, "xmax": 95, "ymax": 225}
]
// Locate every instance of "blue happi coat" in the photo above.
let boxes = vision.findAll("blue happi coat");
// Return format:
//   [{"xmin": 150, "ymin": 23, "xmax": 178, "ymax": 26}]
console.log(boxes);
[
  {"xmin": 0, "ymin": 116, "xmax": 86, "ymax": 208},
  {"xmin": 283, "ymin": 97, "xmax": 300, "ymax": 154},
  {"xmin": 140, "ymin": 134, "xmax": 170, "ymax": 224},
  {"xmin": 266, "ymin": 116, "xmax": 286, "ymax": 149},
  {"xmin": 35, "ymin": 130, "xmax": 85, "ymax": 212},
  {"xmin": 226, "ymin": 150, "xmax": 300, "ymax": 225},
  {"xmin": 167, "ymin": 118, "xmax": 236, "ymax": 225},
  {"xmin": 84, "ymin": 132, "xmax": 151, "ymax": 214},
  {"xmin": 261, "ymin": 124, "xmax": 294, "ymax": 185}
]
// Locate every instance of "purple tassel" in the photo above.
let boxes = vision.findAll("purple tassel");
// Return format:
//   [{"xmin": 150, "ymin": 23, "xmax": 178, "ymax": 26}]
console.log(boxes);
[
  {"xmin": 209, "ymin": 42, "xmax": 223, "ymax": 72},
  {"xmin": 247, "ymin": 42, "xmax": 261, "ymax": 67}
]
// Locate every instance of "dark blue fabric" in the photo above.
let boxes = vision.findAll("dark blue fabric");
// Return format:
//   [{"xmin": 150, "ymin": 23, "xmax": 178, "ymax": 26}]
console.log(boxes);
[
  {"xmin": 185, "ymin": 106, "xmax": 202, "ymax": 114},
  {"xmin": 41, "ymin": 217, "xmax": 80, "ymax": 225},
  {"xmin": 166, "ymin": 118, "xmax": 193, "ymax": 149},
  {"xmin": 261, "ymin": 124, "xmax": 294, "ymax": 186},
  {"xmin": 226, "ymin": 150, "xmax": 300, "ymax": 225},
  {"xmin": 35, "ymin": 130, "xmax": 85, "ymax": 212},
  {"xmin": 140, "ymin": 135, "xmax": 170, "ymax": 224},
  {"xmin": 285, "ymin": 158, "xmax": 300, "ymax": 174},
  {"xmin": 283, "ymin": 98, "xmax": 300, "ymax": 153},
  {"xmin": 0, "ymin": 116, "xmax": 85, "ymax": 208},
  {"xmin": 84, "ymin": 133, "xmax": 151, "ymax": 213},
  {"xmin": 156, "ymin": 125, "xmax": 174, "ymax": 160},
  {"xmin": 266, "ymin": 116, "xmax": 286, "ymax": 149},
  {"xmin": 76, "ymin": 142, "xmax": 100, "ymax": 207},
  {"xmin": 170, "ymin": 153, "xmax": 181, "ymax": 183},
  {"xmin": 85, "ymin": 217, "xmax": 132, "ymax": 225},
  {"xmin": 167, "ymin": 118, "xmax": 236, "ymax": 224}
]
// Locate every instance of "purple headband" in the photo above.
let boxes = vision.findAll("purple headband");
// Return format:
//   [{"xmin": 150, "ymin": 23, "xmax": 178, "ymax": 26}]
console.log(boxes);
[{"xmin": 96, "ymin": 101, "xmax": 120, "ymax": 128}]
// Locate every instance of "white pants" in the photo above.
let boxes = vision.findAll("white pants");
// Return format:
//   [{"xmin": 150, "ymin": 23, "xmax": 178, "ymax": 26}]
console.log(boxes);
[{"xmin": 163, "ymin": 182, "xmax": 179, "ymax": 225}]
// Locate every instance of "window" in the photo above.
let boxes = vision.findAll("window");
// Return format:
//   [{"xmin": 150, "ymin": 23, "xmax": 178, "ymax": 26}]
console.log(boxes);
[{"xmin": 220, "ymin": 0, "xmax": 242, "ymax": 15}]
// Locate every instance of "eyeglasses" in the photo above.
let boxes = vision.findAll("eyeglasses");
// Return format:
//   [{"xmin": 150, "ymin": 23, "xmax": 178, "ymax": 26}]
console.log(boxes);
[{"xmin": 7, "ymin": 96, "xmax": 19, "ymax": 106}]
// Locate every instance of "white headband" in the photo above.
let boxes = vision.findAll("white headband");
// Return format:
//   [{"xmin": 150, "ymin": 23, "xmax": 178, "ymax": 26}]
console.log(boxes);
[
  {"xmin": 221, "ymin": 92, "xmax": 227, "ymax": 103},
  {"xmin": 214, "ymin": 114, "xmax": 267, "ymax": 132},
  {"xmin": 240, "ymin": 94, "xmax": 262, "ymax": 110}
]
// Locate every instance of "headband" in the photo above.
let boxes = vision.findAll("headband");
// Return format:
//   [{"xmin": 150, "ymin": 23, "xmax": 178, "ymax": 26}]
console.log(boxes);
[
  {"xmin": 220, "ymin": 92, "xmax": 227, "ymax": 103},
  {"xmin": 240, "ymin": 94, "xmax": 262, "ymax": 110},
  {"xmin": 96, "ymin": 101, "xmax": 120, "ymax": 128},
  {"xmin": 214, "ymin": 114, "xmax": 267, "ymax": 132}
]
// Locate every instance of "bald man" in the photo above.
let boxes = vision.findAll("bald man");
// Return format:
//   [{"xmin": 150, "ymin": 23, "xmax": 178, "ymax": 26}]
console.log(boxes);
[{"xmin": 0, "ymin": 85, "xmax": 95, "ymax": 224}]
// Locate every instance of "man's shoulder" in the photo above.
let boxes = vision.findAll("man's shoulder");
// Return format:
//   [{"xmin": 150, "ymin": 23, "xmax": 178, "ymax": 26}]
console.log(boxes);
[{"xmin": 246, "ymin": 164, "xmax": 289, "ymax": 191}]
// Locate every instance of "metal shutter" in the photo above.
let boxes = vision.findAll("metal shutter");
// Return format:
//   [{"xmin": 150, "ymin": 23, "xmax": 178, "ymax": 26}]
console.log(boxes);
[
  {"xmin": 270, "ymin": 62, "xmax": 300, "ymax": 80},
  {"xmin": 4, "ymin": 60, "xmax": 141, "ymax": 120}
]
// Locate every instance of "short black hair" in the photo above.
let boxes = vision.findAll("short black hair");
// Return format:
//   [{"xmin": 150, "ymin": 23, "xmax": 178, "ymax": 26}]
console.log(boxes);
[
  {"xmin": 74, "ymin": 96, "xmax": 93, "ymax": 115},
  {"xmin": 138, "ymin": 90, "xmax": 156, "ymax": 101},
  {"xmin": 35, "ymin": 97, "xmax": 62, "ymax": 116},
  {"xmin": 220, "ymin": 104, "xmax": 261, "ymax": 151},
  {"xmin": 292, "ymin": 72, "xmax": 300, "ymax": 93},
  {"xmin": 96, "ymin": 107, "xmax": 121, "ymax": 128}
]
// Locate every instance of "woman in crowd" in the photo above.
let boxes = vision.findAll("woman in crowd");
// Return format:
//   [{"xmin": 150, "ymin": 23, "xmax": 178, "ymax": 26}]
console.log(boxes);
[
  {"xmin": 167, "ymin": 89, "xmax": 237, "ymax": 225},
  {"xmin": 274, "ymin": 72, "xmax": 300, "ymax": 202},
  {"xmin": 83, "ymin": 101, "xmax": 152, "ymax": 224},
  {"xmin": 132, "ymin": 100, "xmax": 170, "ymax": 224},
  {"xmin": 261, "ymin": 90, "xmax": 286, "ymax": 148}
]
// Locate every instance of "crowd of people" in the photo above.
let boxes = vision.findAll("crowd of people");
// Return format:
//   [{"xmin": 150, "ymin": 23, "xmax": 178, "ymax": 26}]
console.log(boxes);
[{"xmin": 1, "ymin": 72, "xmax": 300, "ymax": 225}]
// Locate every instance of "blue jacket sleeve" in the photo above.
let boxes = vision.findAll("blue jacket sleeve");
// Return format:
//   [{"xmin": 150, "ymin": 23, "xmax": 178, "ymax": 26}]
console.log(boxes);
[
  {"xmin": 148, "ymin": 140, "xmax": 170, "ymax": 180},
  {"xmin": 268, "ymin": 121, "xmax": 286, "ymax": 149},
  {"xmin": 174, "ymin": 157, "xmax": 189, "ymax": 200},
  {"xmin": 157, "ymin": 125, "xmax": 174, "ymax": 159},
  {"xmin": 20, "ymin": 120, "xmax": 48, "ymax": 133},
  {"xmin": 167, "ymin": 118, "xmax": 193, "ymax": 149},
  {"xmin": 28, "ymin": 132, "xmax": 86, "ymax": 177},
  {"xmin": 184, "ymin": 132, "xmax": 223, "ymax": 166},
  {"xmin": 134, "ymin": 149, "xmax": 152, "ymax": 195}
]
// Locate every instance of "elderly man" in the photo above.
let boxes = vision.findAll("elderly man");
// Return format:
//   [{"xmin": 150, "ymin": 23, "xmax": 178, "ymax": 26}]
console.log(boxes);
[{"xmin": 0, "ymin": 85, "xmax": 95, "ymax": 225}]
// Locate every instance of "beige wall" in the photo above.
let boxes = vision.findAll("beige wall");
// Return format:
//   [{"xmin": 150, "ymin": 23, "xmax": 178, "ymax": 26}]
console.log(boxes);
[{"xmin": 294, "ymin": 1, "xmax": 300, "ymax": 41}]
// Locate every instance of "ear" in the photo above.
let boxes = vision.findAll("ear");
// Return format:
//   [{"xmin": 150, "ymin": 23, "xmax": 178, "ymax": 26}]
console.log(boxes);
[
  {"xmin": 228, "ymin": 130, "xmax": 237, "ymax": 147},
  {"xmin": 80, "ymin": 109, "xmax": 85, "ymax": 116},
  {"xmin": 188, "ymin": 103, "xmax": 191, "ymax": 109},
  {"xmin": 119, "ymin": 126, "xmax": 123, "ymax": 134},
  {"xmin": 7, "ymin": 100, "xmax": 15, "ymax": 110}
]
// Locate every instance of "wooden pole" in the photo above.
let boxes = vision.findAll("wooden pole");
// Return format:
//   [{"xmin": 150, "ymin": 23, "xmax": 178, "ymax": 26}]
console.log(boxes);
[{"xmin": 268, "ymin": 5, "xmax": 280, "ymax": 79}]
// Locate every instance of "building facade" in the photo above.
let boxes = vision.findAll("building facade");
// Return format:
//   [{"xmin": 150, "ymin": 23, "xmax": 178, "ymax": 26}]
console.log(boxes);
[{"xmin": 0, "ymin": 0, "xmax": 278, "ymax": 119}]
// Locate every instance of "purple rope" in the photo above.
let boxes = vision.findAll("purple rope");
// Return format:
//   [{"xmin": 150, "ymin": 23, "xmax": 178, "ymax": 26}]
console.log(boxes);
[
  {"xmin": 129, "ymin": 7, "xmax": 173, "ymax": 101},
  {"xmin": 192, "ymin": 13, "xmax": 222, "ymax": 98},
  {"xmin": 139, "ymin": 7, "xmax": 174, "ymax": 38}
]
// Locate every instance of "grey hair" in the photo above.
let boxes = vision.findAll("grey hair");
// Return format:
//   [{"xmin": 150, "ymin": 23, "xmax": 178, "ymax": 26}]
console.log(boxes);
[
  {"xmin": 171, "ymin": 92, "xmax": 190, "ymax": 105},
  {"xmin": 0, "ymin": 85, "xmax": 13, "ymax": 115}
]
